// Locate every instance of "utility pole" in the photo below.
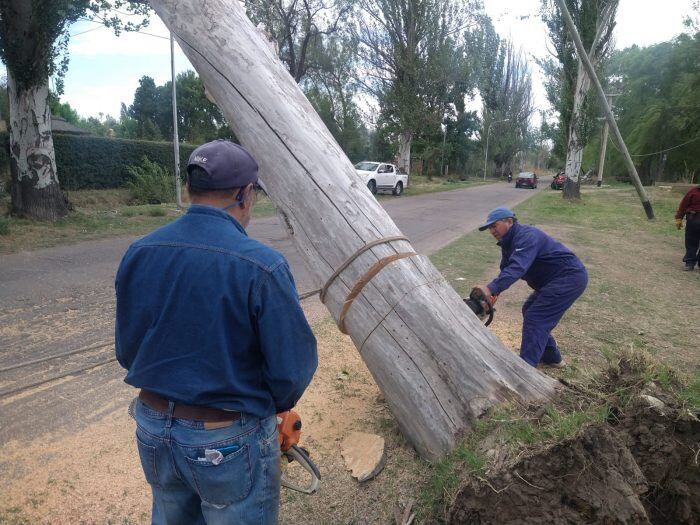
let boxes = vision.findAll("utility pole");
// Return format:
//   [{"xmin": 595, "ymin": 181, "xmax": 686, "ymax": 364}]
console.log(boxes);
[
  {"xmin": 171, "ymin": 33, "xmax": 183, "ymax": 209},
  {"xmin": 555, "ymin": 0, "xmax": 654, "ymax": 219},
  {"xmin": 440, "ymin": 122, "xmax": 447, "ymax": 177},
  {"xmin": 596, "ymin": 93, "xmax": 620, "ymax": 187},
  {"xmin": 483, "ymin": 118, "xmax": 510, "ymax": 181}
]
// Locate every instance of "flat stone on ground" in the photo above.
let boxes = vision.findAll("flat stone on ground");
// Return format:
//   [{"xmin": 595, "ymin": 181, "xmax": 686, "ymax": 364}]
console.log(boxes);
[{"xmin": 340, "ymin": 432, "xmax": 386, "ymax": 482}]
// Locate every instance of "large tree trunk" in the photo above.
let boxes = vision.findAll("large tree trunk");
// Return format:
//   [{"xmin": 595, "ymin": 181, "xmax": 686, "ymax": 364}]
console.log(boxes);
[
  {"xmin": 562, "ymin": 4, "xmax": 615, "ymax": 201},
  {"xmin": 397, "ymin": 131, "xmax": 412, "ymax": 175},
  {"xmin": 562, "ymin": 59, "xmax": 590, "ymax": 201},
  {"xmin": 150, "ymin": 0, "xmax": 558, "ymax": 460},
  {"xmin": 7, "ymin": 73, "xmax": 68, "ymax": 220}
]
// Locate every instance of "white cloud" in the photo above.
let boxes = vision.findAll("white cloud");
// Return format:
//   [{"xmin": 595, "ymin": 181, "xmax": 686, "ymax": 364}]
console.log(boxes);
[{"xmin": 62, "ymin": 76, "xmax": 143, "ymax": 118}]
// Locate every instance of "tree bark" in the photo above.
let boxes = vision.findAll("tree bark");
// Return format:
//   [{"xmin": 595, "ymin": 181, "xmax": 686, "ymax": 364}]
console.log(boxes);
[
  {"xmin": 562, "ymin": 4, "xmax": 615, "ymax": 201},
  {"xmin": 397, "ymin": 131, "xmax": 412, "ymax": 175},
  {"xmin": 7, "ymin": 72, "xmax": 68, "ymax": 220},
  {"xmin": 562, "ymin": 59, "xmax": 590, "ymax": 201},
  {"xmin": 150, "ymin": 0, "xmax": 558, "ymax": 461}
]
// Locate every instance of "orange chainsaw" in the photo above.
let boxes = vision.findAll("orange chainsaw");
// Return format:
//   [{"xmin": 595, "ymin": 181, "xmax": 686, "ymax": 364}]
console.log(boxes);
[{"xmin": 277, "ymin": 410, "xmax": 321, "ymax": 494}]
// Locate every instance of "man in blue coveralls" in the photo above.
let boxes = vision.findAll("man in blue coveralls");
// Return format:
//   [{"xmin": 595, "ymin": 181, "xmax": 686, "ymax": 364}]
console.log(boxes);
[
  {"xmin": 115, "ymin": 140, "xmax": 317, "ymax": 524},
  {"xmin": 477, "ymin": 207, "xmax": 588, "ymax": 368}
]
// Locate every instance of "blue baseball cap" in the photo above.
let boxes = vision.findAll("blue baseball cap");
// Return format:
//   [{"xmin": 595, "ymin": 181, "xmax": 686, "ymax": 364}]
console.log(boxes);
[
  {"xmin": 478, "ymin": 207, "xmax": 516, "ymax": 231},
  {"xmin": 187, "ymin": 140, "xmax": 258, "ymax": 190}
]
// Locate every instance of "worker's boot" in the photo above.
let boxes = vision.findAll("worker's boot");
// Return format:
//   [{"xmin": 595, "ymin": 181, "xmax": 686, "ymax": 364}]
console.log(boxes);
[
  {"xmin": 543, "ymin": 359, "xmax": 566, "ymax": 369},
  {"xmin": 683, "ymin": 264, "xmax": 695, "ymax": 271}
]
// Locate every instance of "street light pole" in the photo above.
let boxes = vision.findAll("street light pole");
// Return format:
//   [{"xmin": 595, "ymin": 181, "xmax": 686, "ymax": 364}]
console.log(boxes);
[
  {"xmin": 483, "ymin": 118, "xmax": 510, "ymax": 181},
  {"xmin": 171, "ymin": 33, "xmax": 183, "ymax": 209},
  {"xmin": 440, "ymin": 122, "xmax": 447, "ymax": 177}
]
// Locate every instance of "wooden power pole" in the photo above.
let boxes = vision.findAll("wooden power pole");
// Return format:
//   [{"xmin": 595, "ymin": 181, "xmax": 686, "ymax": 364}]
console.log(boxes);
[
  {"xmin": 596, "ymin": 93, "xmax": 619, "ymax": 187},
  {"xmin": 149, "ymin": 0, "xmax": 558, "ymax": 460},
  {"xmin": 555, "ymin": 0, "xmax": 654, "ymax": 219}
]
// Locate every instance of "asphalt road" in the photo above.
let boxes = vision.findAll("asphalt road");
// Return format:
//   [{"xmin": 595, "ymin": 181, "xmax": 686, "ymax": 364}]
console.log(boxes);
[{"xmin": 0, "ymin": 182, "xmax": 543, "ymax": 446}]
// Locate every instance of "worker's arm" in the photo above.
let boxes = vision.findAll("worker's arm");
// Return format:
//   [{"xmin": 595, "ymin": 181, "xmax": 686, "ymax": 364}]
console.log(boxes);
[
  {"xmin": 676, "ymin": 191, "xmax": 692, "ymax": 220},
  {"xmin": 486, "ymin": 229, "xmax": 540, "ymax": 296},
  {"xmin": 255, "ymin": 261, "xmax": 318, "ymax": 413},
  {"xmin": 114, "ymin": 249, "xmax": 134, "ymax": 371}
]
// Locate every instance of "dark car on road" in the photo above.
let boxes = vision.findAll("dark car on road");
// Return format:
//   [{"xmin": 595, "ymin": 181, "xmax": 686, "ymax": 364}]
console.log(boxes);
[
  {"xmin": 515, "ymin": 172, "xmax": 538, "ymax": 189},
  {"xmin": 551, "ymin": 172, "xmax": 566, "ymax": 190}
]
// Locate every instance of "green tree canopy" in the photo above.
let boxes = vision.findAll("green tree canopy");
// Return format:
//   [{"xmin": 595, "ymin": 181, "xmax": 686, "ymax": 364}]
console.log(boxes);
[{"xmin": 602, "ymin": 33, "xmax": 700, "ymax": 183}]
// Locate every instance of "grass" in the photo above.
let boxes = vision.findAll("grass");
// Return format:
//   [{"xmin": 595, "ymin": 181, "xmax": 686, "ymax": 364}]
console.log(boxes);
[
  {"xmin": 416, "ymin": 183, "xmax": 699, "ymax": 520},
  {"xmin": 0, "ymin": 176, "xmax": 490, "ymax": 254},
  {"xmin": 0, "ymin": 190, "xmax": 277, "ymax": 254},
  {"xmin": 399, "ymin": 175, "xmax": 492, "ymax": 197}
]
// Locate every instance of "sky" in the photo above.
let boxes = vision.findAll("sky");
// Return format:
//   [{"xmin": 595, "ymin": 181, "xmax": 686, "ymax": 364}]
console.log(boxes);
[{"xmin": 1, "ymin": 0, "xmax": 695, "ymax": 121}]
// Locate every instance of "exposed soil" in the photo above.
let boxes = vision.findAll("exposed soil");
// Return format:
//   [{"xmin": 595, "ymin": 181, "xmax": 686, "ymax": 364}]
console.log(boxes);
[
  {"xmin": 449, "ymin": 424, "xmax": 650, "ymax": 524},
  {"xmin": 448, "ymin": 363, "xmax": 700, "ymax": 525}
]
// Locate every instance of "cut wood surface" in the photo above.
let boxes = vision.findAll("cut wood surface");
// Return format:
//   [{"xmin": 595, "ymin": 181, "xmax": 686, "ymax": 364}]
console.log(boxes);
[{"xmin": 149, "ymin": 0, "xmax": 558, "ymax": 460}]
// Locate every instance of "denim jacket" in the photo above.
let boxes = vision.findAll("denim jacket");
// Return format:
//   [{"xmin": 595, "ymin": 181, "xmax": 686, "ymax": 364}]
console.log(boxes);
[
  {"xmin": 487, "ymin": 222, "xmax": 585, "ymax": 295},
  {"xmin": 115, "ymin": 205, "xmax": 318, "ymax": 417}
]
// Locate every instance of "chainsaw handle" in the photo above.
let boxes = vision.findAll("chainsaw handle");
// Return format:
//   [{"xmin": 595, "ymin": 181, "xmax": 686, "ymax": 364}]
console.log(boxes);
[{"xmin": 281, "ymin": 444, "xmax": 321, "ymax": 494}]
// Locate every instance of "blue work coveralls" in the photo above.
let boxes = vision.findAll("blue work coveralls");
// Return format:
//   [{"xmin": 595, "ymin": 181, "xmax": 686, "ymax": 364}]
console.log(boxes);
[{"xmin": 487, "ymin": 222, "xmax": 588, "ymax": 366}]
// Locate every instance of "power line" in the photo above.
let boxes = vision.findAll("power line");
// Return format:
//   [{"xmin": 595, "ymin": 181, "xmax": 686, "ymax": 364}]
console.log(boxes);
[
  {"xmin": 609, "ymin": 134, "xmax": 700, "ymax": 158},
  {"xmin": 75, "ymin": 18, "xmax": 169, "ymax": 40},
  {"xmin": 70, "ymin": 25, "xmax": 105, "ymax": 37}
]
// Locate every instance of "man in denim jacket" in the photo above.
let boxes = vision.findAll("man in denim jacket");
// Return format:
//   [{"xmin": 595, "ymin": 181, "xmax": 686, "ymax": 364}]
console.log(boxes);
[
  {"xmin": 477, "ymin": 207, "xmax": 587, "ymax": 368},
  {"xmin": 115, "ymin": 140, "xmax": 318, "ymax": 524}
]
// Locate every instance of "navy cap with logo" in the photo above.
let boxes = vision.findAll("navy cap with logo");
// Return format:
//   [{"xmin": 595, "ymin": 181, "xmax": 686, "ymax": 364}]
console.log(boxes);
[
  {"xmin": 187, "ymin": 140, "xmax": 259, "ymax": 190},
  {"xmin": 478, "ymin": 207, "xmax": 516, "ymax": 231}
]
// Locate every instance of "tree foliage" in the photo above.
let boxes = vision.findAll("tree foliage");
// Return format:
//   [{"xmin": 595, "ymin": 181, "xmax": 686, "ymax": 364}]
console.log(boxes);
[
  {"xmin": 303, "ymin": 36, "xmax": 369, "ymax": 162},
  {"xmin": 243, "ymin": 0, "xmax": 351, "ymax": 83},
  {"xmin": 602, "ymin": 33, "xmax": 700, "ymax": 183},
  {"xmin": 480, "ymin": 38, "xmax": 534, "ymax": 175},
  {"xmin": 0, "ymin": 1, "xmax": 149, "ymax": 94},
  {"xmin": 539, "ymin": 0, "xmax": 618, "ymax": 163},
  {"xmin": 46, "ymin": 71, "xmax": 232, "ymax": 144}
]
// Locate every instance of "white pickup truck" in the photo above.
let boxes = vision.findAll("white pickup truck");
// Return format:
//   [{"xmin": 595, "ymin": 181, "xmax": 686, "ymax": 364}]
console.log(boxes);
[{"xmin": 355, "ymin": 161, "xmax": 409, "ymax": 196}]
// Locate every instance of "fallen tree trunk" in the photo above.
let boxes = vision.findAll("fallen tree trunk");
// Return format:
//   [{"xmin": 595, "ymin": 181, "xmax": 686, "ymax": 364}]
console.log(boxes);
[{"xmin": 150, "ymin": 0, "xmax": 558, "ymax": 460}]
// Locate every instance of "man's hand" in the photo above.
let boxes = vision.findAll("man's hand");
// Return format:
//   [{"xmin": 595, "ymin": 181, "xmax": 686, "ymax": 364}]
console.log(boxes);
[
  {"xmin": 478, "ymin": 286, "xmax": 497, "ymax": 306},
  {"xmin": 675, "ymin": 218, "xmax": 683, "ymax": 230}
]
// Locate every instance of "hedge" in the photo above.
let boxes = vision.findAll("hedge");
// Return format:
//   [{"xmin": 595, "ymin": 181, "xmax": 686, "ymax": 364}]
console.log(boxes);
[{"xmin": 0, "ymin": 132, "xmax": 197, "ymax": 190}]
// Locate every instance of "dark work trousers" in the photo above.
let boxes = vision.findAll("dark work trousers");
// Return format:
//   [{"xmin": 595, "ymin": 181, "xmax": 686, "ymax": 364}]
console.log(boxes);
[
  {"xmin": 520, "ymin": 268, "xmax": 589, "ymax": 367},
  {"xmin": 683, "ymin": 213, "xmax": 700, "ymax": 268}
]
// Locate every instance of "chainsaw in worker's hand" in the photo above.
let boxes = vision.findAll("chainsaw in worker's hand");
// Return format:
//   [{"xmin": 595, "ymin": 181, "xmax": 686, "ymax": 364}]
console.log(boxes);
[
  {"xmin": 277, "ymin": 410, "xmax": 320, "ymax": 494},
  {"xmin": 464, "ymin": 286, "xmax": 496, "ymax": 326}
]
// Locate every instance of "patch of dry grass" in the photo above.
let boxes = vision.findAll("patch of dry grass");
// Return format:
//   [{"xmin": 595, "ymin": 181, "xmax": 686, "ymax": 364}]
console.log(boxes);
[{"xmin": 0, "ymin": 189, "xmax": 276, "ymax": 254}]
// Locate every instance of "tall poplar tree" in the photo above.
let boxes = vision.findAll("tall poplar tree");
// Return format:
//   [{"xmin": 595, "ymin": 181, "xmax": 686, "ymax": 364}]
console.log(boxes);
[{"xmin": 540, "ymin": 0, "xmax": 618, "ymax": 200}]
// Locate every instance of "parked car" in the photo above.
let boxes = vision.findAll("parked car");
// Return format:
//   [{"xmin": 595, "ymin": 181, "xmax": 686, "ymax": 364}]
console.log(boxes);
[
  {"xmin": 354, "ymin": 161, "xmax": 409, "ymax": 196},
  {"xmin": 551, "ymin": 171, "xmax": 566, "ymax": 190},
  {"xmin": 515, "ymin": 171, "xmax": 538, "ymax": 189}
]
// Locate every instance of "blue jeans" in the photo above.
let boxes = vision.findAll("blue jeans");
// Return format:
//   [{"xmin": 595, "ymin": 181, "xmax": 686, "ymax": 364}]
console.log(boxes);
[
  {"xmin": 134, "ymin": 399, "xmax": 281, "ymax": 525},
  {"xmin": 520, "ymin": 268, "xmax": 588, "ymax": 366}
]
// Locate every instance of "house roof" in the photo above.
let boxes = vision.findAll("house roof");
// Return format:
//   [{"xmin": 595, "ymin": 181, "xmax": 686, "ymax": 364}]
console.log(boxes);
[{"xmin": 51, "ymin": 116, "xmax": 91, "ymax": 135}]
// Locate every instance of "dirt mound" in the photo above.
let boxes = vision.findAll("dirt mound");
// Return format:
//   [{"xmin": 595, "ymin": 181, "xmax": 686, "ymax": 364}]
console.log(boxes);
[
  {"xmin": 448, "ymin": 400, "xmax": 700, "ymax": 525},
  {"xmin": 449, "ymin": 424, "xmax": 649, "ymax": 524},
  {"xmin": 621, "ymin": 399, "xmax": 700, "ymax": 524}
]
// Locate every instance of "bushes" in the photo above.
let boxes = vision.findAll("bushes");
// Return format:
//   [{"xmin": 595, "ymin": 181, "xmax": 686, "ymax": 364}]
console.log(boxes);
[
  {"xmin": 0, "ymin": 132, "xmax": 196, "ymax": 190},
  {"xmin": 126, "ymin": 157, "xmax": 177, "ymax": 204}
]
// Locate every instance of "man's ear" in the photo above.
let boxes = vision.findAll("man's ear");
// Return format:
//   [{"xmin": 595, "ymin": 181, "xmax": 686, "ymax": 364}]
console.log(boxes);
[{"xmin": 242, "ymin": 183, "xmax": 256, "ymax": 207}]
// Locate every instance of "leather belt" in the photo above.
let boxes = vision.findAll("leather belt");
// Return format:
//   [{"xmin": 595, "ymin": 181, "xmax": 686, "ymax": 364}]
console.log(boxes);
[{"xmin": 138, "ymin": 390, "xmax": 241, "ymax": 423}]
